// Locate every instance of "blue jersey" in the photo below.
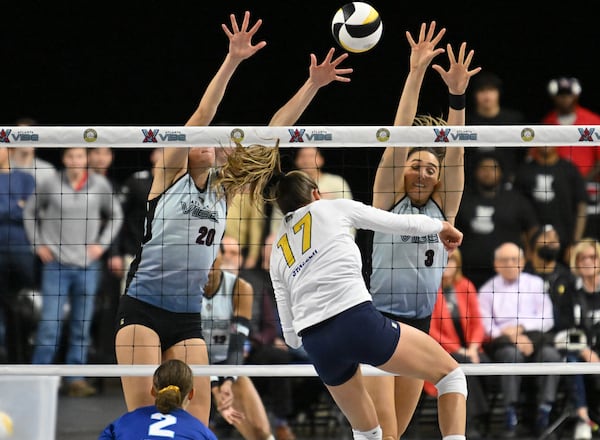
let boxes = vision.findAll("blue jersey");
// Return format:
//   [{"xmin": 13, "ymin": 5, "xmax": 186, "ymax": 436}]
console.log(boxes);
[
  {"xmin": 370, "ymin": 196, "xmax": 447, "ymax": 319},
  {"xmin": 126, "ymin": 171, "xmax": 226, "ymax": 313},
  {"xmin": 98, "ymin": 405, "xmax": 216, "ymax": 440}
]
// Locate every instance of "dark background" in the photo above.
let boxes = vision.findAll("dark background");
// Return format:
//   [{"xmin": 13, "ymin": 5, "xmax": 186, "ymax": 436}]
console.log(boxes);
[{"xmin": 2, "ymin": 0, "xmax": 599, "ymax": 201}]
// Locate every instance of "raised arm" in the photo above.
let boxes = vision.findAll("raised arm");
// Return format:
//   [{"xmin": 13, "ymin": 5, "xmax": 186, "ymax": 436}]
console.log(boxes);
[
  {"xmin": 373, "ymin": 22, "xmax": 446, "ymax": 210},
  {"xmin": 431, "ymin": 41, "xmax": 480, "ymax": 222},
  {"xmin": 268, "ymin": 47, "xmax": 352, "ymax": 126},
  {"xmin": 149, "ymin": 11, "xmax": 267, "ymax": 199}
]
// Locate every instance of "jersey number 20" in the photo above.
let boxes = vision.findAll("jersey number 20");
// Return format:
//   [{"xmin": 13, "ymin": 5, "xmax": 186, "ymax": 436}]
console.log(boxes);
[{"xmin": 277, "ymin": 212, "xmax": 312, "ymax": 267}]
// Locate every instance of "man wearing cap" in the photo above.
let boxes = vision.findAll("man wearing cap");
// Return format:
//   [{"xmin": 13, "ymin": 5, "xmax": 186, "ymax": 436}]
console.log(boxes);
[{"xmin": 542, "ymin": 77, "xmax": 600, "ymax": 182}]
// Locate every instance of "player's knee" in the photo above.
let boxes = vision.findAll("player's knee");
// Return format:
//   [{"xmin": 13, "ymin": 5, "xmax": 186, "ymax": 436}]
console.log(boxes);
[{"xmin": 434, "ymin": 367, "xmax": 467, "ymax": 398}]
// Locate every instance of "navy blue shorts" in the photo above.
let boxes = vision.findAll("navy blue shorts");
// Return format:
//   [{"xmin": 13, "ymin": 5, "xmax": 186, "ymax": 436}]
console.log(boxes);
[
  {"xmin": 300, "ymin": 301, "xmax": 401, "ymax": 386},
  {"xmin": 116, "ymin": 294, "xmax": 204, "ymax": 351}
]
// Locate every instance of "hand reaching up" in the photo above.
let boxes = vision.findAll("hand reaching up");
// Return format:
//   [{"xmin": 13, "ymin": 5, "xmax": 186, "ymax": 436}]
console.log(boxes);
[
  {"xmin": 222, "ymin": 11, "xmax": 267, "ymax": 62},
  {"xmin": 308, "ymin": 47, "xmax": 353, "ymax": 88}
]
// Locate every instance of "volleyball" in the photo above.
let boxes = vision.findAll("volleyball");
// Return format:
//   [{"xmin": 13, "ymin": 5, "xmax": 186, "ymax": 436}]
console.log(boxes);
[
  {"xmin": 0, "ymin": 412, "xmax": 13, "ymax": 438},
  {"xmin": 331, "ymin": 2, "xmax": 383, "ymax": 53}
]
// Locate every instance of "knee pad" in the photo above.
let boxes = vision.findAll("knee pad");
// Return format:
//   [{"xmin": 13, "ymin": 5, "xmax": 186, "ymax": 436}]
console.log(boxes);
[{"xmin": 435, "ymin": 366, "xmax": 467, "ymax": 398}]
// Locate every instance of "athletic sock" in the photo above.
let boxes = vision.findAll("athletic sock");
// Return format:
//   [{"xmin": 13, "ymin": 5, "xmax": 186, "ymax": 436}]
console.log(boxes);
[{"xmin": 351, "ymin": 425, "xmax": 382, "ymax": 440}]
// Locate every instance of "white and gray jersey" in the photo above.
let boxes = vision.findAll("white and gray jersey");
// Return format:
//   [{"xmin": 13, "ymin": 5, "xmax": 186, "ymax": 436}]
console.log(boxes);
[
  {"xmin": 201, "ymin": 271, "xmax": 237, "ymax": 364},
  {"xmin": 370, "ymin": 196, "xmax": 447, "ymax": 319},
  {"xmin": 125, "ymin": 170, "xmax": 226, "ymax": 313}
]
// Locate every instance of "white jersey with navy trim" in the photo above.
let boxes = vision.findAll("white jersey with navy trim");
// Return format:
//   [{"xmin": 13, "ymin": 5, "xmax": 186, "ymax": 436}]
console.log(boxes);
[
  {"xmin": 126, "ymin": 170, "xmax": 226, "ymax": 313},
  {"xmin": 269, "ymin": 198, "xmax": 443, "ymax": 338},
  {"xmin": 370, "ymin": 196, "xmax": 447, "ymax": 319},
  {"xmin": 201, "ymin": 270, "xmax": 237, "ymax": 364}
]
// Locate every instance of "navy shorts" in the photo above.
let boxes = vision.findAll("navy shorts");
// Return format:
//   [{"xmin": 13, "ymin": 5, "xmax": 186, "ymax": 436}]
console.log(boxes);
[
  {"xmin": 116, "ymin": 294, "xmax": 204, "ymax": 351},
  {"xmin": 300, "ymin": 301, "xmax": 401, "ymax": 386}
]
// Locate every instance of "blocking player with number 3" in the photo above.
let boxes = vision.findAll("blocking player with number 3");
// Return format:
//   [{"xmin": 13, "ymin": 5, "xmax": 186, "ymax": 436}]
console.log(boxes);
[{"xmin": 365, "ymin": 21, "xmax": 480, "ymax": 440}]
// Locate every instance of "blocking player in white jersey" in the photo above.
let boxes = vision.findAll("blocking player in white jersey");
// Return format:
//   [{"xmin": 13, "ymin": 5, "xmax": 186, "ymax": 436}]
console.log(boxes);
[
  {"xmin": 366, "ymin": 22, "xmax": 480, "ymax": 440},
  {"xmin": 202, "ymin": 250, "xmax": 275, "ymax": 440}
]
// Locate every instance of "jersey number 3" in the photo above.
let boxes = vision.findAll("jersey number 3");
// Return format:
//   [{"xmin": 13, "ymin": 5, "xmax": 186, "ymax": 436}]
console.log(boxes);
[{"xmin": 277, "ymin": 212, "xmax": 312, "ymax": 267}]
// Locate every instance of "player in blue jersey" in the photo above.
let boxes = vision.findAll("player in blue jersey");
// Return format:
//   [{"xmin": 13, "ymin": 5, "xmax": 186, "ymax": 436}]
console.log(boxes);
[
  {"xmin": 365, "ymin": 22, "xmax": 480, "ymax": 440},
  {"xmin": 99, "ymin": 359, "xmax": 216, "ymax": 440},
  {"xmin": 115, "ymin": 10, "xmax": 353, "ymax": 426}
]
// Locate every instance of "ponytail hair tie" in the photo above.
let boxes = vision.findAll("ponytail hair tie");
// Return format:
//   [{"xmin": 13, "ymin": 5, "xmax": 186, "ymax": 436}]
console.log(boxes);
[{"xmin": 158, "ymin": 385, "xmax": 180, "ymax": 394}]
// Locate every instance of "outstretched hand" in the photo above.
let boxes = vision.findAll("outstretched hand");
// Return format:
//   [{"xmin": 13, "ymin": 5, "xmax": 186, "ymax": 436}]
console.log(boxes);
[
  {"xmin": 222, "ymin": 11, "xmax": 267, "ymax": 62},
  {"xmin": 308, "ymin": 47, "xmax": 353, "ymax": 88},
  {"xmin": 439, "ymin": 221, "xmax": 463, "ymax": 253},
  {"xmin": 406, "ymin": 21, "xmax": 446, "ymax": 73},
  {"xmin": 432, "ymin": 42, "xmax": 481, "ymax": 95}
]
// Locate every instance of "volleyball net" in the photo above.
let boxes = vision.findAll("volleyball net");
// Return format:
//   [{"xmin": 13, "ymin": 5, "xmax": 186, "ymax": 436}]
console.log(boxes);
[
  {"xmin": 2, "ymin": 124, "xmax": 600, "ymax": 147},
  {"xmin": 1, "ymin": 124, "xmax": 600, "ymax": 380}
]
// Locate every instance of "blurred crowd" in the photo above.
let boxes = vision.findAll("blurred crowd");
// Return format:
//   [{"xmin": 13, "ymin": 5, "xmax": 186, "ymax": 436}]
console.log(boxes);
[{"xmin": 1, "ymin": 73, "xmax": 600, "ymax": 440}]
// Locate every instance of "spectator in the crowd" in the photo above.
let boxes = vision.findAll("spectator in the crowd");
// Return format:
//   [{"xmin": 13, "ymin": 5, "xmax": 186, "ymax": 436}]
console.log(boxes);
[
  {"xmin": 456, "ymin": 152, "xmax": 539, "ymax": 288},
  {"xmin": 8, "ymin": 118, "xmax": 56, "ymax": 186},
  {"xmin": 523, "ymin": 224, "xmax": 577, "ymax": 331},
  {"xmin": 0, "ymin": 146, "xmax": 36, "ymax": 362},
  {"xmin": 23, "ymin": 147, "xmax": 123, "ymax": 397},
  {"xmin": 514, "ymin": 146, "xmax": 588, "ymax": 262},
  {"xmin": 479, "ymin": 242, "xmax": 561, "ymax": 438},
  {"xmin": 117, "ymin": 148, "xmax": 161, "ymax": 290},
  {"xmin": 465, "ymin": 71, "xmax": 526, "ymax": 186},
  {"xmin": 202, "ymin": 249, "xmax": 275, "ymax": 440},
  {"xmin": 552, "ymin": 238, "xmax": 600, "ymax": 440},
  {"xmin": 542, "ymin": 77, "xmax": 600, "ymax": 245},
  {"xmin": 220, "ymin": 235, "xmax": 244, "ymax": 276},
  {"xmin": 226, "ymin": 190, "xmax": 265, "ymax": 270},
  {"xmin": 87, "ymin": 147, "xmax": 125, "ymax": 364},
  {"xmin": 239, "ymin": 234, "xmax": 297, "ymax": 440},
  {"xmin": 269, "ymin": 147, "xmax": 353, "ymax": 236},
  {"xmin": 428, "ymin": 248, "xmax": 490, "ymax": 438},
  {"xmin": 542, "ymin": 77, "xmax": 600, "ymax": 182}
]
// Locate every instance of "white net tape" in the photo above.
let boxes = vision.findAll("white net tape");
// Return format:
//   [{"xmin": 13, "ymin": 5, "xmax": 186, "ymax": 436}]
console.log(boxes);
[
  {"xmin": 2, "ymin": 125, "xmax": 600, "ymax": 147},
  {"xmin": 2, "ymin": 363, "xmax": 600, "ymax": 377}
]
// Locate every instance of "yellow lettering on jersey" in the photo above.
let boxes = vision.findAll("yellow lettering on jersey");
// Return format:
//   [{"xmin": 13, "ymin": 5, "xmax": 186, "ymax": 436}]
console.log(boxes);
[{"xmin": 277, "ymin": 212, "xmax": 313, "ymax": 267}]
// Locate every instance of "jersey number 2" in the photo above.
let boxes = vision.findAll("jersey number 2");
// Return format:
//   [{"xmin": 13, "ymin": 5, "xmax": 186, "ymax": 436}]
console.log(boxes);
[
  {"xmin": 277, "ymin": 212, "xmax": 312, "ymax": 267},
  {"xmin": 148, "ymin": 413, "xmax": 176, "ymax": 437}
]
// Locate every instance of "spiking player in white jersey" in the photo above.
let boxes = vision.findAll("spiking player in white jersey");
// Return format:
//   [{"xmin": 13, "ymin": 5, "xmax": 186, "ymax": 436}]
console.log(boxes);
[
  {"xmin": 365, "ymin": 22, "xmax": 480, "ymax": 440},
  {"xmin": 235, "ymin": 159, "xmax": 467, "ymax": 440},
  {"xmin": 202, "ymin": 250, "xmax": 275, "ymax": 440},
  {"xmin": 115, "ymin": 10, "xmax": 354, "ymax": 426}
]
